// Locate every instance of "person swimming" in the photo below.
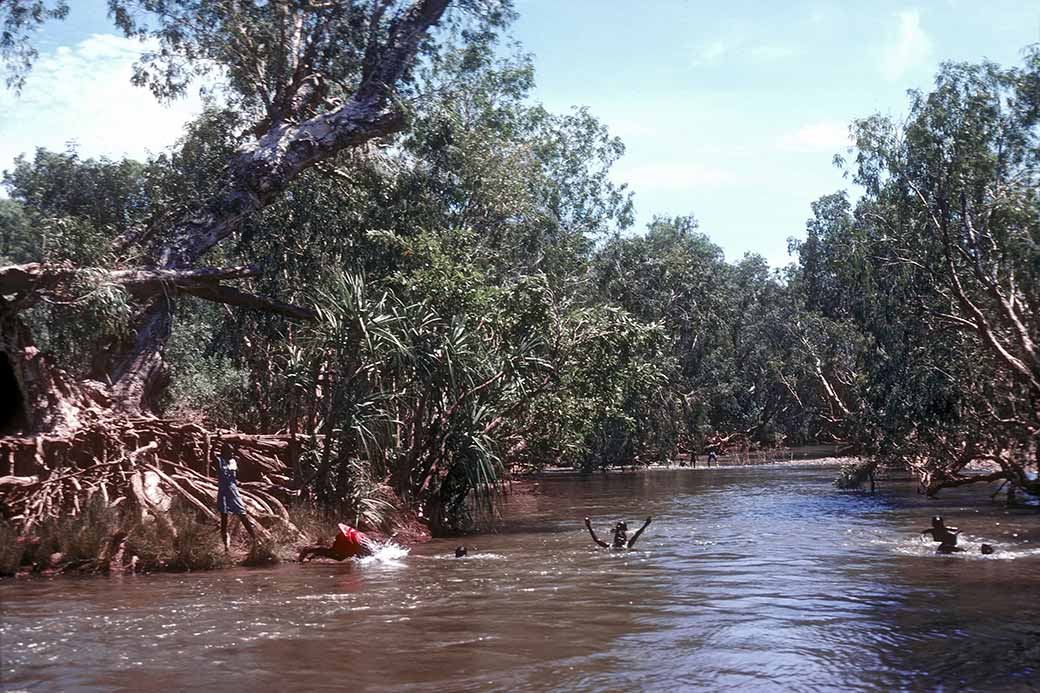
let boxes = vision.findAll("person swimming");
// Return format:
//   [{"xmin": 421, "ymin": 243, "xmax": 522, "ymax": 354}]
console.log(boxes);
[
  {"xmin": 921, "ymin": 516, "xmax": 963, "ymax": 553},
  {"xmin": 585, "ymin": 516, "xmax": 652, "ymax": 549},
  {"xmin": 298, "ymin": 523, "xmax": 373, "ymax": 562},
  {"xmin": 455, "ymin": 546, "xmax": 467, "ymax": 558}
]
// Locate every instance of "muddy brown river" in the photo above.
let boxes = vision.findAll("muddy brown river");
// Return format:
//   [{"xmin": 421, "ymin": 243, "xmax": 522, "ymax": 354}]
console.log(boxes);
[{"xmin": 2, "ymin": 464, "xmax": 1039, "ymax": 691}]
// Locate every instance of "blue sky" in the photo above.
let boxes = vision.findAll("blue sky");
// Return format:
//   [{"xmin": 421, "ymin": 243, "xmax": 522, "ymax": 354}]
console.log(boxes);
[{"xmin": 2, "ymin": 1, "xmax": 1038, "ymax": 266}]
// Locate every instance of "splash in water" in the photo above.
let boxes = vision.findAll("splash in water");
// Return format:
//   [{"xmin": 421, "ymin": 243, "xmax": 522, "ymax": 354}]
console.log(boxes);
[
  {"xmin": 874, "ymin": 534, "xmax": 1040, "ymax": 560},
  {"xmin": 357, "ymin": 538, "xmax": 409, "ymax": 565}
]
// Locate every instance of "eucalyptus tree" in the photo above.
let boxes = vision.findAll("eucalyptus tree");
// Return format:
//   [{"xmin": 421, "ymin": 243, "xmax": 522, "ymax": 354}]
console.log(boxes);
[
  {"xmin": 592, "ymin": 216, "xmax": 735, "ymax": 454},
  {"xmin": 797, "ymin": 49, "xmax": 1040, "ymax": 497},
  {"xmin": 2, "ymin": 150, "xmax": 154, "ymax": 380},
  {"xmin": 395, "ymin": 47, "xmax": 633, "ymax": 283},
  {"xmin": 2, "ymin": 10, "xmax": 660, "ymax": 536},
  {"xmin": 712, "ymin": 254, "xmax": 819, "ymax": 446},
  {"xmin": 0, "ymin": 0, "xmax": 513, "ymax": 435}
]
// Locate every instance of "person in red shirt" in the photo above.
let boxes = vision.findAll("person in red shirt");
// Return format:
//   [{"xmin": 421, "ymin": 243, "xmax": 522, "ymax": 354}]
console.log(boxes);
[{"xmin": 298, "ymin": 523, "xmax": 373, "ymax": 561}]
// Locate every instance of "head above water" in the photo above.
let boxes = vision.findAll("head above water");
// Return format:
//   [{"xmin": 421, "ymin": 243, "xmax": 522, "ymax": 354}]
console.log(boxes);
[
  {"xmin": 931, "ymin": 516, "xmax": 945, "ymax": 528},
  {"xmin": 455, "ymin": 546, "xmax": 467, "ymax": 558}
]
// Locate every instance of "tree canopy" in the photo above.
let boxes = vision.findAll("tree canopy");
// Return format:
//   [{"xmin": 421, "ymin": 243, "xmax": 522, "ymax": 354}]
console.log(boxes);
[{"xmin": 1, "ymin": 3, "xmax": 1037, "ymax": 536}]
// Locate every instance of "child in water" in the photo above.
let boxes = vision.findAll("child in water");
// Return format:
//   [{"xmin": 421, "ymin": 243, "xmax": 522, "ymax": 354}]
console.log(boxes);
[
  {"xmin": 920, "ymin": 516, "xmax": 997, "ymax": 555},
  {"xmin": 921, "ymin": 516, "xmax": 962, "ymax": 553},
  {"xmin": 585, "ymin": 516, "xmax": 652, "ymax": 549}
]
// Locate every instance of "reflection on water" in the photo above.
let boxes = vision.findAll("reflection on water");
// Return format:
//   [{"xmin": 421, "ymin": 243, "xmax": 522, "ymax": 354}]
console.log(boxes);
[{"xmin": 2, "ymin": 465, "xmax": 1038, "ymax": 691}]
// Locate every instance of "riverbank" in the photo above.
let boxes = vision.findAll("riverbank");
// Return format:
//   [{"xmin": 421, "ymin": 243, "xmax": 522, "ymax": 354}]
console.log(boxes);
[{"xmin": 0, "ymin": 500, "xmax": 432, "ymax": 580}]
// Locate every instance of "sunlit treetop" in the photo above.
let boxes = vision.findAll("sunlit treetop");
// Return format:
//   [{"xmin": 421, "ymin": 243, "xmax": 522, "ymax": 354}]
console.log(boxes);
[
  {"xmin": 0, "ymin": 0, "xmax": 69, "ymax": 91},
  {"xmin": 3, "ymin": 0, "xmax": 516, "ymax": 128}
]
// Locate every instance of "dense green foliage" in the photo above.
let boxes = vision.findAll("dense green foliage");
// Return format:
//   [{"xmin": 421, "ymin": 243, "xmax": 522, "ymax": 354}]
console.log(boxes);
[
  {"xmin": 3, "ymin": 3, "xmax": 1037, "ymax": 532},
  {"xmin": 796, "ymin": 48, "xmax": 1040, "ymax": 496}
]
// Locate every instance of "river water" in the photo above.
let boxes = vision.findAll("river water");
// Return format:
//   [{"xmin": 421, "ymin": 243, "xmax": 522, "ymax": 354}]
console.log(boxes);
[{"xmin": 2, "ymin": 464, "xmax": 1039, "ymax": 692}]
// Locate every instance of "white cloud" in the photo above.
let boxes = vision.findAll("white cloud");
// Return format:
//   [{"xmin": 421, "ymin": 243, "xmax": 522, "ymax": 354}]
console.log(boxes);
[
  {"xmin": 615, "ymin": 162, "xmax": 736, "ymax": 190},
  {"xmin": 750, "ymin": 43, "xmax": 801, "ymax": 63},
  {"xmin": 880, "ymin": 9, "xmax": 933, "ymax": 81},
  {"xmin": 777, "ymin": 121, "xmax": 853, "ymax": 153},
  {"xmin": 0, "ymin": 33, "xmax": 203, "ymax": 177},
  {"xmin": 690, "ymin": 36, "xmax": 799, "ymax": 69},
  {"xmin": 690, "ymin": 39, "xmax": 730, "ymax": 68}
]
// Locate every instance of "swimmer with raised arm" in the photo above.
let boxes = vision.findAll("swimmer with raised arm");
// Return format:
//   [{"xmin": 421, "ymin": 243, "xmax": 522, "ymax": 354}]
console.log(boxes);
[
  {"xmin": 921, "ymin": 516, "xmax": 963, "ymax": 553},
  {"xmin": 585, "ymin": 516, "xmax": 652, "ymax": 549}
]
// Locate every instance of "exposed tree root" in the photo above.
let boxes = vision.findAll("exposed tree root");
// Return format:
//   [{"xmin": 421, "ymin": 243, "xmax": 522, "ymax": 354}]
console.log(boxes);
[{"xmin": 0, "ymin": 417, "xmax": 306, "ymax": 538}]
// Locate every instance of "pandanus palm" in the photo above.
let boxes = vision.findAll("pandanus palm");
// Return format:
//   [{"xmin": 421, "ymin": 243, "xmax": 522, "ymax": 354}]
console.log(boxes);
[{"xmin": 295, "ymin": 270, "xmax": 525, "ymax": 532}]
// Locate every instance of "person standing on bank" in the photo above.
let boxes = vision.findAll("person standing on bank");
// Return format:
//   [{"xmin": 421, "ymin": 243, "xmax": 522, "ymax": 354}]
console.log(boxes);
[{"xmin": 216, "ymin": 444, "xmax": 258, "ymax": 552}]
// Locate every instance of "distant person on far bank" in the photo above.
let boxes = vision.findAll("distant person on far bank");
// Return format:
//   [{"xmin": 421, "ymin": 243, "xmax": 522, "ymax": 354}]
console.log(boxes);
[{"xmin": 216, "ymin": 443, "xmax": 258, "ymax": 552}]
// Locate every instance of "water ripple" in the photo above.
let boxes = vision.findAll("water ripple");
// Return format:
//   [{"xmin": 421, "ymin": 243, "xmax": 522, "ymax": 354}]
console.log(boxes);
[{"xmin": 2, "ymin": 465, "xmax": 1038, "ymax": 691}]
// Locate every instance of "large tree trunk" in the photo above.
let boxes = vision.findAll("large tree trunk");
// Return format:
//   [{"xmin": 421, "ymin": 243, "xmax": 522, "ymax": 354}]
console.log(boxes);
[
  {"xmin": 0, "ymin": 306, "xmax": 103, "ymax": 434},
  {"xmin": 104, "ymin": 0, "xmax": 450, "ymax": 416},
  {"xmin": 2, "ymin": 0, "xmax": 451, "ymax": 422}
]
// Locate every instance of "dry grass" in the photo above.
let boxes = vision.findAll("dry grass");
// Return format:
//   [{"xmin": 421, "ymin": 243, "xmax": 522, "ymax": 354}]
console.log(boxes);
[
  {"xmin": 0, "ymin": 496, "xmax": 426, "ymax": 578},
  {"xmin": 1, "ymin": 497, "xmax": 238, "ymax": 576},
  {"xmin": 0, "ymin": 521, "xmax": 24, "ymax": 576},
  {"xmin": 129, "ymin": 500, "xmax": 231, "ymax": 572}
]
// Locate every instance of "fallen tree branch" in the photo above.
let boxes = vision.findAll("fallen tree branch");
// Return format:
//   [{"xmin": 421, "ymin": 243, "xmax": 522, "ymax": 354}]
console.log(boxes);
[
  {"xmin": 2, "ymin": 262, "xmax": 315, "ymax": 328},
  {"xmin": 0, "ymin": 262, "xmax": 258, "ymax": 302},
  {"xmin": 181, "ymin": 284, "xmax": 315, "ymax": 321},
  {"xmin": 925, "ymin": 470, "xmax": 1008, "ymax": 496}
]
